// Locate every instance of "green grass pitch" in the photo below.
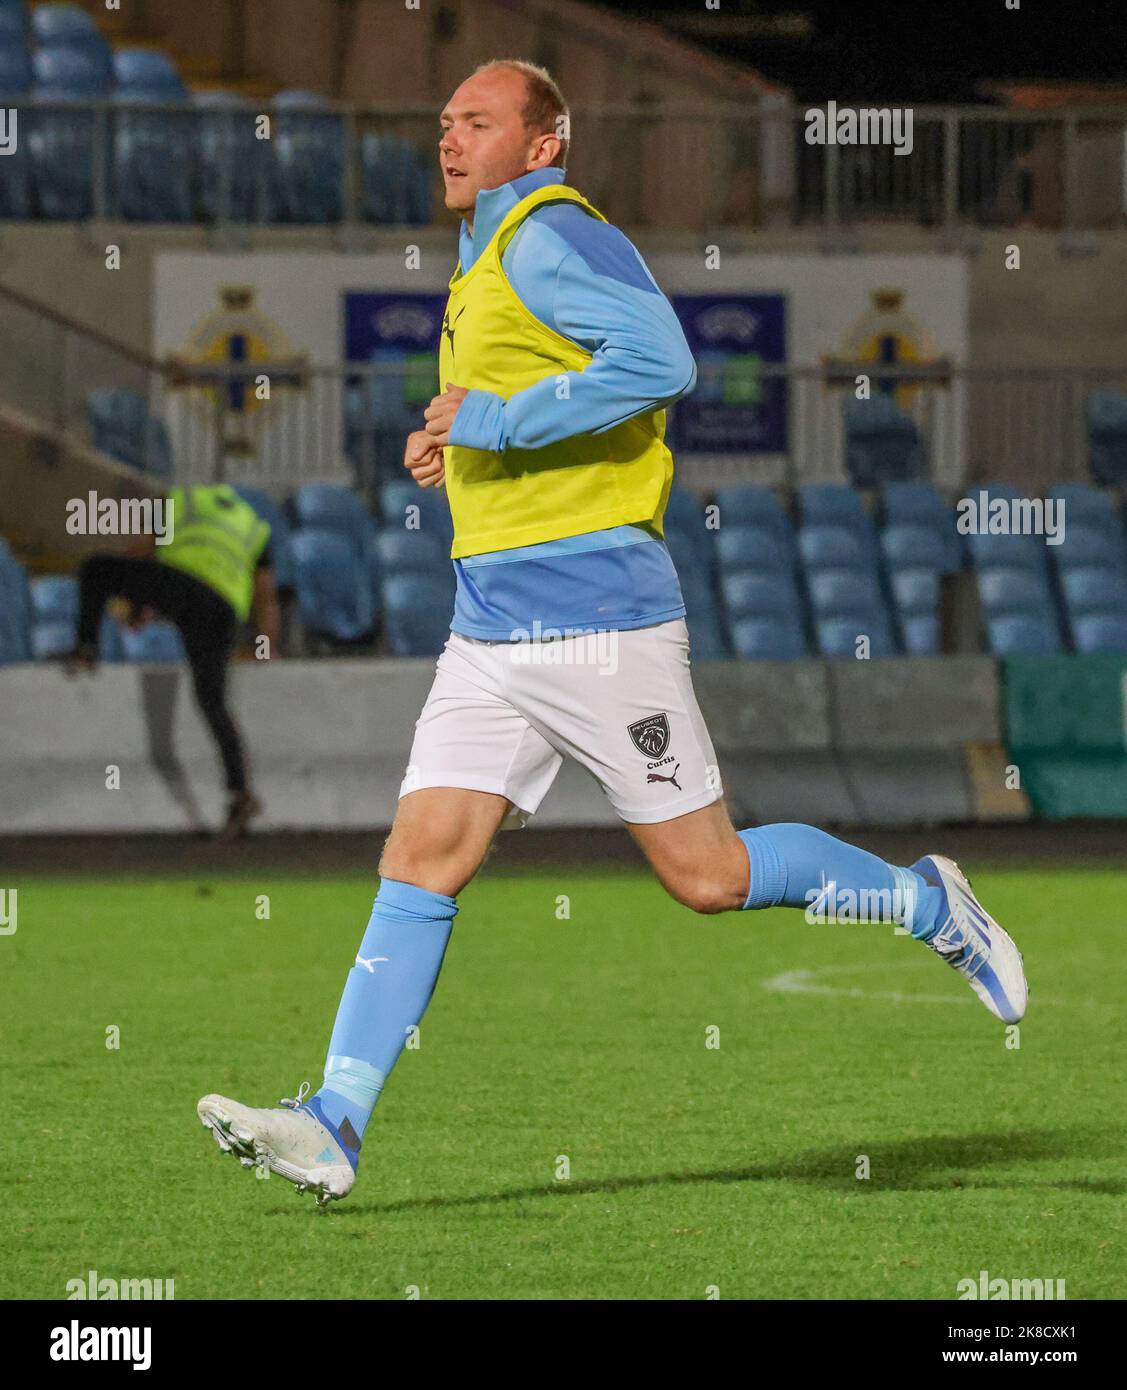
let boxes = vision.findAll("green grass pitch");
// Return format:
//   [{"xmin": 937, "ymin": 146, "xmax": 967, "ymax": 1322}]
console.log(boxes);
[{"xmin": 4, "ymin": 864, "xmax": 1124, "ymax": 1300}]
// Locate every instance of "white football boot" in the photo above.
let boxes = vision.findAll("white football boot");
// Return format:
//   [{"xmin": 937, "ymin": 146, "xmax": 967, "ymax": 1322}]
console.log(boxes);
[
  {"xmin": 197, "ymin": 1082, "xmax": 359, "ymax": 1207},
  {"xmin": 911, "ymin": 855, "xmax": 1028, "ymax": 1023}
]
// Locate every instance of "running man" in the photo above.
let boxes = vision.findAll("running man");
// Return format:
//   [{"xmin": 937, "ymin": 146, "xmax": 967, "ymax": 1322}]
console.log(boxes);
[{"xmin": 198, "ymin": 60, "xmax": 1027, "ymax": 1205}]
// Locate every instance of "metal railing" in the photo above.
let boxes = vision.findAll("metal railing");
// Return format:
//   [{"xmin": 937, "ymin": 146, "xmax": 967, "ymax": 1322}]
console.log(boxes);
[
  {"xmin": 4, "ymin": 97, "xmax": 1126, "ymax": 232},
  {"xmin": 161, "ymin": 360, "xmax": 1127, "ymax": 499}
]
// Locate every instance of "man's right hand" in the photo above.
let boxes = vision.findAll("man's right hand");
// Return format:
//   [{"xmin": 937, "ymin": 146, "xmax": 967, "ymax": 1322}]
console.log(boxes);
[{"xmin": 403, "ymin": 430, "xmax": 445, "ymax": 490}]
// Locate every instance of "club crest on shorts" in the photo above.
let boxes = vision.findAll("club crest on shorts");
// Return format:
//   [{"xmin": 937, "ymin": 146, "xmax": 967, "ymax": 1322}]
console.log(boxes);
[{"xmin": 628, "ymin": 713, "xmax": 670, "ymax": 759}]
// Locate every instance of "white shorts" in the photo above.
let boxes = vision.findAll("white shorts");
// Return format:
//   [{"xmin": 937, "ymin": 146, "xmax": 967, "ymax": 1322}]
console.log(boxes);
[{"xmin": 400, "ymin": 618, "xmax": 723, "ymax": 826}]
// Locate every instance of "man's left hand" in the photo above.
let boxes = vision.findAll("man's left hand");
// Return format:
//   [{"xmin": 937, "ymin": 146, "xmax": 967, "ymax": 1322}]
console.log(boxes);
[{"xmin": 423, "ymin": 382, "xmax": 469, "ymax": 447}]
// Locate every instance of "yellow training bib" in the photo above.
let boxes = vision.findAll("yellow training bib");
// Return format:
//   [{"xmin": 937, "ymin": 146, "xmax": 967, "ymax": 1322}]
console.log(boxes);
[{"xmin": 439, "ymin": 183, "xmax": 673, "ymax": 559}]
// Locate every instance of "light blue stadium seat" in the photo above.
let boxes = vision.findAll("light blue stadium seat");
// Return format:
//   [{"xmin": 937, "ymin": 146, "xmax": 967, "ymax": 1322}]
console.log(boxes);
[
  {"xmin": 798, "ymin": 523, "xmax": 873, "ymax": 572},
  {"xmin": 383, "ymin": 573, "xmax": 453, "ymax": 656},
  {"xmin": 1050, "ymin": 522, "xmax": 1125, "ymax": 573},
  {"xmin": 379, "ymin": 479, "xmax": 453, "ymax": 544},
  {"xmin": 291, "ymin": 483, "xmax": 375, "ymax": 554},
  {"xmin": 1072, "ymin": 613, "xmax": 1127, "ymax": 655},
  {"xmin": 291, "ymin": 528, "xmax": 374, "ymax": 643},
  {"xmin": 32, "ymin": 40, "xmax": 112, "ymax": 94},
  {"xmin": 686, "ymin": 610, "xmax": 728, "ymax": 660},
  {"xmin": 731, "ymin": 616, "xmax": 807, "ymax": 660},
  {"xmin": 808, "ymin": 568, "xmax": 884, "ymax": 618},
  {"xmin": 1087, "ymin": 391, "xmax": 1127, "ymax": 487},
  {"xmin": 119, "ymin": 620, "xmax": 185, "ymax": 663},
  {"xmin": 271, "ymin": 90, "xmax": 343, "ymax": 224},
  {"xmin": 799, "ymin": 483, "xmax": 876, "ymax": 540},
  {"xmin": 1047, "ymin": 482, "xmax": 1122, "ymax": 539},
  {"xmin": 0, "ymin": 546, "xmax": 32, "ymax": 664},
  {"xmin": 374, "ymin": 528, "xmax": 447, "ymax": 575},
  {"xmin": 721, "ymin": 571, "xmax": 801, "ymax": 619},
  {"xmin": 816, "ymin": 615, "xmax": 896, "ymax": 660},
  {"xmin": 880, "ymin": 522, "xmax": 946, "ymax": 572},
  {"xmin": 881, "ymin": 481, "xmax": 962, "ymax": 572},
  {"xmin": 194, "ymin": 89, "xmax": 260, "ymax": 222},
  {"xmin": 112, "ymin": 48, "xmax": 185, "ymax": 98},
  {"xmin": 361, "ymin": 132, "xmax": 433, "ymax": 225},
  {"xmin": 977, "ymin": 567, "xmax": 1053, "ymax": 614},
  {"xmin": 966, "ymin": 528, "xmax": 1048, "ymax": 573},
  {"xmin": 716, "ymin": 525, "xmax": 794, "ymax": 575},
  {"xmin": 889, "ymin": 568, "xmax": 940, "ymax": 615},
  {"xmin": 713, "ymin": 484, "xmax": 793, "ymax": 538},
  {"xmin": 987, "ymin": 614, "xmax": 1061, "ymax": 656},
  {"xmin": 901, "ymin": 614, "xmax": 940, "ymax": 656},
  {"xmin": 232, "ymin": 486, "xmax": 295, "ymax": 590},
  {"xmin": 111, "ymin": 91, "xmax": 194, "ymax": 221},
  {"xmin": 0, "ymin": 39, "xmax": 32, "ymax": 97},
  {"xmin": 87, "ymin": 387, "xmax": 149, "ymax": 469},
  {"xmin": 31, "ymin": 3, "xmax": 101, "ymax": 44},
  {"xmin": 843, "ymin": 394, "xmax": 926, "ymax": 486},
  {"xmin": 0, "ymin": 38, "xmax": 32, "ymax": 214},
  {"xmin": 29, "ymin": 573, "xmax": 79, "ymax": 659},
  {"xmin": 1059, "ymin": 566, "xmax": 1127, "ymax": 616},
  {"xmin": 27, "ymin": 86, "xmax": 101, "ymax": 218}
]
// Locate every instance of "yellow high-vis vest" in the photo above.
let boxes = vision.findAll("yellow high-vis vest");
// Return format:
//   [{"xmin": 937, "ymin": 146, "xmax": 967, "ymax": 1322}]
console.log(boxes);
[
  {"xmin": 156, "ymin": 485, "xmax": 270, "ymax": 621},
  {"xmin": 439, "ymin": 183, "xmax": 674, "ymax": 559}
]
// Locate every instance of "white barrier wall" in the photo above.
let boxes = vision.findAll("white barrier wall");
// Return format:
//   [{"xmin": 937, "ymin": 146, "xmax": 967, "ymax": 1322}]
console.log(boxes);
[{"xmin": 0, "ymin": 656, "xmax": 1005, "ymax": 835}]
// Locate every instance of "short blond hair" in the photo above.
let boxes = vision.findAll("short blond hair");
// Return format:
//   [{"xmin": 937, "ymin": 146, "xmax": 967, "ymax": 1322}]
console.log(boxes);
[{"xmin": 474, "ymin": 58, "xmax": 569, "ymax": 167}]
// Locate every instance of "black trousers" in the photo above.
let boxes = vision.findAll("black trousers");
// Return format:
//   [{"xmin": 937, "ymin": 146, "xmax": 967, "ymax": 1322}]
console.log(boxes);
[{"xmin": 77, "ymin": 555, "xmax": 248, "ymax": 794}]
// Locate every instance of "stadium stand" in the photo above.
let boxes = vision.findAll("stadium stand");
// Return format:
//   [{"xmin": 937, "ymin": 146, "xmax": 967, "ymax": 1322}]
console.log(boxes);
[
  {"xmin": 291, "ymin": 527, "xmax": 376, "ymax": 648},
  {"xmin": 842, "ymin": 394, "xmax": 926, "ymax": 487}
]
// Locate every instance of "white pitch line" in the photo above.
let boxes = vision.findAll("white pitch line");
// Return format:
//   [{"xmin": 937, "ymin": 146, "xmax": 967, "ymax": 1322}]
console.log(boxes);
[{"xmin": 763, "ymin": 964, "xmax": 974, "ymax": 1006}]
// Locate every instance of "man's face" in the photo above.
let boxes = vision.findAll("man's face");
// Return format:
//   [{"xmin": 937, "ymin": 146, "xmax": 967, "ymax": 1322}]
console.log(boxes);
[{"xmin": 439, "ymin": 69, "xmax": 547, "ymax": 219}]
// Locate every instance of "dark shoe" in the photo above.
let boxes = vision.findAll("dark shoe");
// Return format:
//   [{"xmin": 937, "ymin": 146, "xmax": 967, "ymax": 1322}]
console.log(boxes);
[{"xmin": 218, "ymin": 790, "xmax": 262, "ymax": 840}]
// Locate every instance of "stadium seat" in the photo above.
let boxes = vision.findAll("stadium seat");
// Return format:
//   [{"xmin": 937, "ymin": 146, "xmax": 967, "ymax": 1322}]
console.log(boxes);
[
  {"xmin": 194, "ymin": 89, "xmax": 260, "ymax": 222},
  {"xmin": 1087, "ymin": 391, "xmax": 1127, "ymax": 487},
  {"xmin": 0, "ymin": 545, "xmax": 31, "ymax": 664},
  {"xmin": 966, "ymin": 528, "xmax": 1048, "ymax": 573},
  {"xmin": 291, "ymin": 528, "xmax": 375, "ymax": 643},
  {"xmin": 685, "ymin": 610, "xmax": 728, "ymax": 660},
  {"xmin": 730, "ymin": 615, "xmax": 807, "ymax": 660},
  {"xmin": 843, "ymin": 394, "xmax": 926, "ymax": 486},
  {"xmin": 1059, "ymin": 566, "xmax": 1127, "ymax": 615},
  {"xmin": 32, "ymin": 41, "xmax": 112, "ymax": 95},
  {"xmin": 232, "ymin": 486, "xmax": 295, "ymax": 590},
  {"xmin": 361, "ymin": 132, "xmax": 434, "ymax": 225},
  {"xmin": 143, "ymin": 417, "xmax": 173, "ymax": 478},
  {"xmin": 721, "ymin": 571, "xmax": 801, "ymax": 621},
  {"xmin": 31, "ymin": 3, "xmax": 102, "ymax": 46},
  {"xmin": 382, "ymin": 573, "xmax": 454, "ymax": 656},
  {"xmin": 798, "ymin": 524, "xmax": 873, "ymax": 572},
  {"xmin": 112, "ymin": 49, "xmax": 186, "ymax": 99},
  {"xmin": 28, "ymin": 573, "xmax": 78, "ymax": 659},
  {"xmin": 1050, "ymin": 523, "xmax": 1126, "ymax": 573},
  {"xmin": 374, "ymin": 528, "xmax": 447, "ymax": 575},
  {"xmin": 111, "ymin": 91, "xmax": 194, "ymax": 221},
  {"xmin": 716, "ymin": 526, "xmax": 794, "ymax": 575},
  {"xmin": 881, "ymin": 480, "xmax": 962, "ymax": 571},
  {"xmin": 291, "ymin": 483, "xmax": 376, "ymax": 554},
  {"xmin": 1072, "ymin": 613, "xmax": 1127, "ymax": 655},
  {"xmin": 87, "ymin": 388, "xmax": 149, "ymax": 470},
  {"xmin": 27, "ymin": 96, "xmax": 99, "ymax": 219},
  {"xmin": 1047, "ymin": 482, "xmax": 1123, "ymax": 540},
  {"xmin": 986, "ymin": 614, "xmax": 1061, "ymax": 656},
  {"xmin": 816, "ymin": 615, "xmax": 896, "ymax": 660},
  {"xmin": 0, "ymin": 41, "xmax": 32, "ymax": 99},
  {"xmin": 879, "ymin": 522, "xmax": 946, "ymax": 573},
  {"xmin": 713, "ymin": 484, "xmax": 793, "ymax": 538},
  {"xmin": 119, "ymin": 620, "xmax": 185, "ymax": 663},
  {"xmin": 798, "ymin": 483, "xmax": 876, "ymax": 541},
  {"xmin": 271, "ymin": 90, "xmax": 344, "ymax": 224},
  {"xmin": 379, "ymin": 479, "xmax": 454, "ymax": 544},
  {"xmin": 977, "ymin": 567, "xmax": 1054, "ymax": 615}
]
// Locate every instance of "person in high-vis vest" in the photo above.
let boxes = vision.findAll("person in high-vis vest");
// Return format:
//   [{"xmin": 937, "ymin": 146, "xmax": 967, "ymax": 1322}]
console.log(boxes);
[
  {"xmin": 73, "ymin": 484, "xmax": 279, "ymax": 839},
  {"xmin": 198, "ymin": 60, "xmax": 1027, "ymax": 1205}
]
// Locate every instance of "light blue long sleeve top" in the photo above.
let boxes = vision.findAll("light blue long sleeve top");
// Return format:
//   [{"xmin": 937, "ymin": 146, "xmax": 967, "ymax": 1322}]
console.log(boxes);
[{"xmin": 445, "ymin": 167, "xmax": 696, "ymax": 639}]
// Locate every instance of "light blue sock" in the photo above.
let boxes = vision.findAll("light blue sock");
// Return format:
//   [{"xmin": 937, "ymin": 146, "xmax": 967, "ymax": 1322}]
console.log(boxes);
[
  {"xmin": 737, "ymin": 823, "xmax": 945, "ymax": 938},
  {"xmin": 314, "ymin": 879, "xmax": 458, "ymax": 1145}
]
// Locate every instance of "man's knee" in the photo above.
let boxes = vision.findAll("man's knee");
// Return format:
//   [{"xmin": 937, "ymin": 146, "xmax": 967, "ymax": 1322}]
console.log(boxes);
[{"xmin": 665, "ymin": 873, "xmax": 742, "ymax": 915}]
